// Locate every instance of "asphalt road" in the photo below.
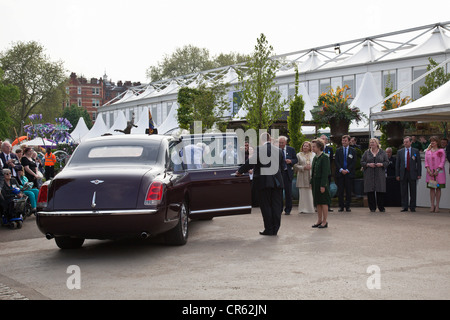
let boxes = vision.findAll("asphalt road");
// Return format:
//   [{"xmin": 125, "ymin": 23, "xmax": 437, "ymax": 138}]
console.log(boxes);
[{"xmin": 1, "ymin": 206, "xmax": 449, "ymax": 300}]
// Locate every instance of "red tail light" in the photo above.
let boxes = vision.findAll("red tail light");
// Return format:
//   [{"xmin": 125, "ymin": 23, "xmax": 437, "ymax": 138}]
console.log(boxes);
[
  {"xmin": 145, "ymin": 181, "xmax": 163, "ymax": 205},
  {"xmin": 37, "ymin": 184, "xmax": 48, "ymax": 208}
]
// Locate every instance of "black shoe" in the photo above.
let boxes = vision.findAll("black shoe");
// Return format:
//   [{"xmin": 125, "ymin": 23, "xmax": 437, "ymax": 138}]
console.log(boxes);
[
  {"xmin": 259, "ymin": 230, "xmax": 274, "ymax": 236},
  {"xmin": 284, "ymin": 212, "xmax": 291, "ymax": 215},
  {"xmin": 338, "ymin": 208, "xmax": 344, "ymax": 212},
  {"xmin": 346, "ymin": 208, "xmax": 351, "ymax": 212},
  {"xmin": 312, "ymin": 222, "xmax": 322, "ymax": 228},
  {"xmin": 370, "ymin": 209, "xmax": 376, "ymax": 212},
  {"xmin": 410, "ymin": 208, "xmax": 416, "ymax": 212},
  {"xmin": 401, "ymin": 208, "xmax": 408, "ymax": 212},
  {"xmin": 379, "ymin": 208, "xmax": 385, "ymax": 212},
  {"xmin": 318, "ymin": 222, "xmax": 328, "ymax": 228}
]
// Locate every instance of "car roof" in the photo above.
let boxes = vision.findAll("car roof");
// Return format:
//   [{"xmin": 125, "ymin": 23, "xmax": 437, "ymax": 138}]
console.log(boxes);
[
  {"xmin": 179, "ymin": 132, "xmax": 238, "ymax": 140},
  {"xmin": 83, "ymin": 134, "xmax": 173, "ymax": 144}
]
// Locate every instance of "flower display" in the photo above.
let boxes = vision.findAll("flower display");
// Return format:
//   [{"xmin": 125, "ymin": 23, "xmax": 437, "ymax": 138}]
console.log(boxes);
[
  {"xmin": 311, "ymin": 85, "xmax": 363, "ymax": 125},
  {"xmin": 23, "ymin": 114, "xmax": 72, "ymax": 144},
  {"xmin": 381, "ymin": 93, "xmax": 411, "ymax": 111}
]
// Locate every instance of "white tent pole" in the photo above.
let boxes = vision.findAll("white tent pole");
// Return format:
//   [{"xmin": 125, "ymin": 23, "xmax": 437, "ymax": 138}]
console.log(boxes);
[{"xmin": 369, "ymin": 55, "xmax": 450, "ymax": 138}]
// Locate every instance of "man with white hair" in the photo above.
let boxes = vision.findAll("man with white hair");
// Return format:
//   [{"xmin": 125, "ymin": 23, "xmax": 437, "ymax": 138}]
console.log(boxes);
[{"xmin": 0, "ymin": 141, "xmax": 22, "ymax": 181}]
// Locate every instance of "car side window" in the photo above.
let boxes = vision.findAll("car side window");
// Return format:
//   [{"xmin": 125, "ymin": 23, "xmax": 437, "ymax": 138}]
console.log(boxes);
[
  {"xmin": 171, "ymin": 135, "xmax": 244, "ymax": 171},
  {"xmin": 169, "ymin": 141, "xmax": 185, "ymax": 172}
]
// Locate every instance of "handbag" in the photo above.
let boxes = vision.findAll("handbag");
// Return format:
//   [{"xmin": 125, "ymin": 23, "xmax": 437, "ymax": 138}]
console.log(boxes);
[{"xmin": 427, "ymin": 180, "xmax": 438, "ymax": 188}]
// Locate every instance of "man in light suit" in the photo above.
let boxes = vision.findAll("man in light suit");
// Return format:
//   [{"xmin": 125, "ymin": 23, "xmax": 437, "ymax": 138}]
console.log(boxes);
[
  {"xmin": 278, "ymin": 136, "xmax": 298, "ymax": 215},
  {"xmin": 335, "ymin": 135, "xmax": 356, "ymax": 212},
  {"xmin": 395, "ymin": 136, "xmax": 422, "ymax": 212},
  {"xmin": 237, "ymin": 132, "xmax": 285, "ymax": 236}
]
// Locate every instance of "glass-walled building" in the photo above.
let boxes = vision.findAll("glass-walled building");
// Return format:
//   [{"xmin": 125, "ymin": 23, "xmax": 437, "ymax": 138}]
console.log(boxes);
[{"xmin": 97, "ymin": 22, "xmax": 450, "ymax": 133}]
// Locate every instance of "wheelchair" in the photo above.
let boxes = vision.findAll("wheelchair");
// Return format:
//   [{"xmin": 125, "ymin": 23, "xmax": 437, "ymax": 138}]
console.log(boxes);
[{"xmin": 1, "ymin": 194, "xmax": 28, "ymax": 229}]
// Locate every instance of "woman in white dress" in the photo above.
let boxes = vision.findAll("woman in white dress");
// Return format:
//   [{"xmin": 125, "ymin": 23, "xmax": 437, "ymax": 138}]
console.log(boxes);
[{"xmin": 294, "ymin": 141, "xmax": 316, "ymax": 214}]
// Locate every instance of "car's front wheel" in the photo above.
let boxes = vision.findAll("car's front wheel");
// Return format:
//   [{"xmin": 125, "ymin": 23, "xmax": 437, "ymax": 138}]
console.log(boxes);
[
  {"xmin": 55, "ymin": 236, "xmax": 85, "ymax": 249},
  {"xmin": 164, "ymin": 201, "xmax": 189, "ymax": 246}
]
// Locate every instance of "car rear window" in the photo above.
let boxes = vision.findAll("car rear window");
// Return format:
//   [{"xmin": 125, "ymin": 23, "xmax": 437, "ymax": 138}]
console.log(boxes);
[
  {"xmin": 68, "ymin": 142, "xmax": 160, "ymax": 166},
  {"xmin": 88, "ymin": 146, "xmax": 144, "ymax": 158}
]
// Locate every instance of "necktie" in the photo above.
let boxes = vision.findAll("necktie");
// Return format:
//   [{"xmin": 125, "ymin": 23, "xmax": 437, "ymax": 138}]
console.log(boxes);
[
  {"xmin": 343, "ymin": 147, "xmax": 347, "ymax": 170},
  {"xmin": 406, "ymin": 148, "xmax": 410, "ymax": 171}
]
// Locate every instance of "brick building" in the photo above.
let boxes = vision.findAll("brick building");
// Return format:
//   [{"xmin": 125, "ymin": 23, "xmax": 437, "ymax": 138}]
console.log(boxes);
[{"xmin": 65, "ymin": 72, "xmax": 141, "ymax": 121}]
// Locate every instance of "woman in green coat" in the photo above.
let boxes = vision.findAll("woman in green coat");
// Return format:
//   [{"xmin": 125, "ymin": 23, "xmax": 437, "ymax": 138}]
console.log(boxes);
[{"xmin": 310, "ymin": 138, "xmax": 331, "ymax": 228}]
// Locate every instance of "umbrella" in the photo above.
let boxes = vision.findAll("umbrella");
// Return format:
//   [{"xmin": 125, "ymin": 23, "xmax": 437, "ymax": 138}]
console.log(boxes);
[{"xmin": 12, "ymin": 136, "xmax": 28, "ymax": 146}]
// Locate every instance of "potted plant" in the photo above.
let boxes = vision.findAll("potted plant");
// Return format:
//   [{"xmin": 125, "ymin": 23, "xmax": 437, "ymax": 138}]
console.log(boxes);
[{"xmin": 311, "ymin": 85, "xmax": 364, "ymax": 145}]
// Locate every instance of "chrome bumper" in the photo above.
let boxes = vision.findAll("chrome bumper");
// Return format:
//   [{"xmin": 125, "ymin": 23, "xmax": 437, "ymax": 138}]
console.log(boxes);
[{"xmin": 37, "ymin": 209, "xmax": 158, "ymax": 216}]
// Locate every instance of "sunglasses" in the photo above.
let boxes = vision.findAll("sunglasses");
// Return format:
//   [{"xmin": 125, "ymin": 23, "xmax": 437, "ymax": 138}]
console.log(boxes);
[{"xmin": 4, "ymin": 173, "xmax": 12, "ymax": 175}]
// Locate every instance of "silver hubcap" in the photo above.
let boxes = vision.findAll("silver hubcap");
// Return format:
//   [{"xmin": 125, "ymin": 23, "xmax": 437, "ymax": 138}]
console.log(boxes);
[{"xmin": 180, "ymin": 203, "xmax": 188, "ymax": 239}]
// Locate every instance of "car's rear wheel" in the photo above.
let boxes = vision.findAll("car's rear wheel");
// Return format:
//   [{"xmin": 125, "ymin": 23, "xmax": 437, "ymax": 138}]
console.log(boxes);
[
  {"xmin": 164, "ymin": 201, "xmax": 189, "ymax": 246},
  {"xmin": 55, "ymin": 236, "xmax": 85, "ymax": 249}
]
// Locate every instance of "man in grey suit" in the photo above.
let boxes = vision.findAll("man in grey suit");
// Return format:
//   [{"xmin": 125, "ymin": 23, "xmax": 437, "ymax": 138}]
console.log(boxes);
[{"xmin": 395, "ymin": 136, "xmax": 422, "ymax": 212}]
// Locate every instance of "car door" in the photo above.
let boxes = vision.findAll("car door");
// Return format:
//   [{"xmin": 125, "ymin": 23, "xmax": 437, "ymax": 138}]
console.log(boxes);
[{"xmin": 171, "ymin": 134, "xmax": 252, "ymax": 219}]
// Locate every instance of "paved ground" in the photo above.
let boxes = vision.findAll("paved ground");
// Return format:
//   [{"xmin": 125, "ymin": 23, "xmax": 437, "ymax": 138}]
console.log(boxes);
[{"xmin": 0, "ymin": 206, "xmax": 449, "ymax": 300}]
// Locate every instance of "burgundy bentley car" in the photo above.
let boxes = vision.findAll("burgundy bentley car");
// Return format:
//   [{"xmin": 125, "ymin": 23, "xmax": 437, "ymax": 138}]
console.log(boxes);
[{"xmin": 36, "ymin": 133, "xmax": 251, "ymax": 249}]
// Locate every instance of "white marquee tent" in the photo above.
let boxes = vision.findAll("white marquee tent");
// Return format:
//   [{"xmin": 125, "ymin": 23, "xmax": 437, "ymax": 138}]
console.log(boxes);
[
  {"xmin": 337, "ymin": 40, "xmax": 384, "ymax": 67},
  {"xmin": 401, "ymin": 26, "xmax": 450, "ymax": 58},
  {"xmin": 81, "ymin": 115, "xmax": 108, "ymax": 142},
  {"xmin": 111, "ymin": 89, "xmax": 137, "ymax": 104},
  {"xmin": 158, "ymin": 103, "xmax": 179, "ymax": 134},
  {"xmin": 370, "ymin": 79, "xmax": 450, "ymax": 122},
  {"xmin": 107, "ymin": 110, "xmax": 128, "ymax": 135},
  {"xmin": 130, "ymin": 107, "xmax": 150, "ymax": 134},
  {"xmin": 348, "ymin": 72, "xmax": 384, "ymax": 131},
  {"xmin": 69, "ymin": 117, "xmax": 90, "ymax": 144},
  {"xmin": 298, "ymin": 51, "xmax": 323, "ymax": 72},
  {"xmin": 25, "ymin": 137, "xmax": 57, "ymax": 147}
]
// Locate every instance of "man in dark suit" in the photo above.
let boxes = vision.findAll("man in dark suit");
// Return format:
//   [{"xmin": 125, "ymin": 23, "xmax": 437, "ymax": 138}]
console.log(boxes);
[
  {"xmin": 237, "ymin": 132, "xmax": 285, "ymax": 236},
  {"xmin": 335, "ymin": 135, "xmax": 356, "ymax": 212},
  {"xmin": 278, "ymin": 136, "xmax": 298, "ymax": 215},
  {"xmin": 395, "ymin": 136, "xmax": 422, "ymax": 212},
  {"xmin": 0, "ymin": 141, "xmax": 22, "ymax": 181}
]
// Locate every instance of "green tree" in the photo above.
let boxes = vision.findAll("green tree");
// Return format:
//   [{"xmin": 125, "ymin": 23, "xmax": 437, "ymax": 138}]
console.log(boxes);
[
  {"xmin": 287, "ymin": 66, "xmax": 306, "ymax": 152},
  {"xmin": 419, "ymin": 57, "xmax": 450, "ymax": 138},
  {"xmin": 177, "ymin": 81, "xmax": 230, "ymax": 133},
  {"xmin": 419, "ymin": 57, "xmax": 450, "ymax": 96},
  {"xmin": 62, "ymin": 104, "xmax": 93, "ymax": 132},
  {"xmin": 212, "ymin": 52, "xmax": 249, "ymax": 69},
  {"xmin": 147, "ymin": 45, "xmax": 249, "ymax": 82},
  {"xmin": 0, "ymin": 41, "xmax": 67, "ymax": 134},
  {"xmin": 236, "ymin": 33, "xmax": 285, "ymax": 132},
  {"xmin": 0, "ymin": 68, "xmax": 20, "ymax": 138},
  {"xmin": 177, "ymin": 87, "xmax": 197, "ymax": 131},
  {"xmin": 148, "ymin": 45, "xmax": 214, "ymax": 82}
]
